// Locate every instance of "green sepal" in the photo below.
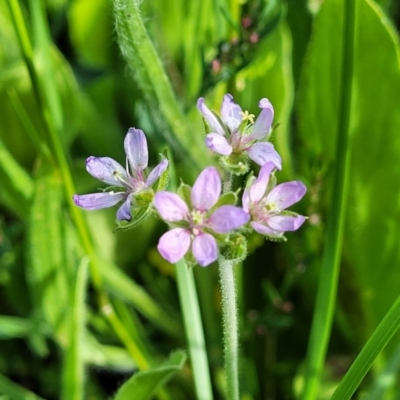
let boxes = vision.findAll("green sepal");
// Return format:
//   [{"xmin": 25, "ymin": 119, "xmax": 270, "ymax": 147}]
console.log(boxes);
[
  {"xmin": 177, "ymin": 183, "xmax": 192, "ymax": 208},
  {"xmin": 201, "ymin": 111, "xmax": 229, "ymax": 136},
  {"xmin": 154, "ymin": 153, "xmax": 169, "ymax": 192},
  {"xmin": 115, "ymin": 190, "xmax": 154, "ymax": 231},
  {"xmin": 219, "ymin": 153, "xmax": 249, "ymax": 175},
  {"xmin": 207, "ymin": 192, "xmax": 237, "ymax": 216},
  {"xmin": 219, "ymin": 232, "xmax": 248, "ymax": 263}
]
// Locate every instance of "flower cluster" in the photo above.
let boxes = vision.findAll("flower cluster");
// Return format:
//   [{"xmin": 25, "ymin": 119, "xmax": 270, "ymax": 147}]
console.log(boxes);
[
  {"xmin": 198, "ymin": 94, "xmax": 282, "ymax": 174},
  {"xmin": 74, "ymin": 94, "xmax": 306, "ymax": 267}
]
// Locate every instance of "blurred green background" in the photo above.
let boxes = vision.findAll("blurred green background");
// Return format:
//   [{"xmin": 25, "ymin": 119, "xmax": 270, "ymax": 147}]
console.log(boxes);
[{"xmin": 1, "ymin": 0, "xmax": 400, "ymax": 399}]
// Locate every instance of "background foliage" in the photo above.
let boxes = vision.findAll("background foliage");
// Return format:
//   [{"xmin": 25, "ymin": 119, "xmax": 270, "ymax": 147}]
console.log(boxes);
[{"xmin": 1, "ymin": 0, "xmax": 400, "ymax": 399}]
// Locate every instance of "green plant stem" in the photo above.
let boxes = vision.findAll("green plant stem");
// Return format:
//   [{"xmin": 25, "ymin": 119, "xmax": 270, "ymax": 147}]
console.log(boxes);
[
  {"xmin": 218, "ymin": 257, "xmax": 239, "ymax": 400},
  {"xmin": 331, "ymin": 293, "xmax": 400, "ymax": 400},
  {"xmin": 175, "ymin": 261, "xmax": 214, "ymax": 400},
  {"xmin": 301, "ymin": 0, "xmax": 356, "ymax": 399},
  {"xmin": 8, "ymin": 0, "xmax": 149, "ymax": 370}
]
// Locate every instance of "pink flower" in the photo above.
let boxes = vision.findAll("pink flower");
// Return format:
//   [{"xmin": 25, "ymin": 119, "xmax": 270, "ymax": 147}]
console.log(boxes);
[
  {"xmin": 197, "ymin": 94, "xmax": 282, "ymax": 170},
  {"xmin": 154, "ymin": 167, "xmax": 249, "ymax": 267},
  {"xmin": 73, "ymin": 128, "xmax": 168, "ymax": 221},
  {"xmin": 243, "ymin": 162, "xmax": 307, "ymax": 238}
]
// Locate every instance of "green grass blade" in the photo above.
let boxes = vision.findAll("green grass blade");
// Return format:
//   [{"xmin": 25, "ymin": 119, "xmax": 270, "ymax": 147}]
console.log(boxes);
[
  {"xmin": 61, "ymin": 257, "xmax": 89, "ymax": 400},
  {"xmin": 0, "ymin": 373, "xmax": 46, "ymax": 400},
  {"xmin": 0, "ymin": 316, "xmax": 30, "ymax": 339},
  {"xmin": 113, "ymin": 0, "xmax": 210, "ymax": 169},
  {"xmin": 98, "ymin": 258, "xmax": 181, "ymax": 338},
  {"xmin": 0, "ymin": 136, "xmax": 33, "ymax": 218},
  {"xmin": 301, "ymin": 0, "xmax": 356, "ymax": 398},
  {"xmin": 331, "ymin": 293, "xmax": 400, "ymax": 399}
]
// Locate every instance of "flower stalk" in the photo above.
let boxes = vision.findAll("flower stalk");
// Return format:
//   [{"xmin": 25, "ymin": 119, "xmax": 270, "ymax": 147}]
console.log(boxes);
[{"xmin": 218, "ymin": 257, "xmax": 240, "ymax": 400}]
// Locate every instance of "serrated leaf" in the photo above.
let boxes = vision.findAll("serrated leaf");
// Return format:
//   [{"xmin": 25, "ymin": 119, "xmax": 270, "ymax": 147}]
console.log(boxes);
[{"xmin": 113, "ymin": 350, "xmax": 187, "ymax": 400}]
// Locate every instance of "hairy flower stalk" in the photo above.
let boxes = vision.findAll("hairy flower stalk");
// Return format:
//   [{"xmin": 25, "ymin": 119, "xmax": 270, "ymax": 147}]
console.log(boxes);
[
  {"xmin": 73, "ymin": 128, "xmax": 168, "ymax": 225},
  {"xmin": 154, "ymin": 167, "xmax": 249, "ymax": 267},
  {"xmin": 198, "ymin": 94, "xmax": 282, "ymax": 174}
]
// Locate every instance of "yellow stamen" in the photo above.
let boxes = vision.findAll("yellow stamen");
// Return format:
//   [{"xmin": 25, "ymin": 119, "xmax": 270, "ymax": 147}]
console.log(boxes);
[{"xmin": 240, "ymin": 110, "xmax": 255, "ymax": 124}]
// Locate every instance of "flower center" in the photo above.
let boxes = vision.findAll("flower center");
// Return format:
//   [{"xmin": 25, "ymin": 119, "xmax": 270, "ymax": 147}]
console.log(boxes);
[{"xmin": 191, "ymin": 209, "xmax": 205, "ymax": 226}]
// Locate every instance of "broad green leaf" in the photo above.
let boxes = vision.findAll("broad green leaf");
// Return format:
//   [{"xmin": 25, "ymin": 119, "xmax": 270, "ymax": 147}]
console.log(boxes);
[
  {"xmin": 113, "ymin": 350, "xmax": 186, "ymax": 400},
  {"xmin": 28, "ymin": 167, "xmax": 74, "ymax": 346},
  {"xmin": 297, "ymin": 0, "xmax": 400, "ymax": 352}
]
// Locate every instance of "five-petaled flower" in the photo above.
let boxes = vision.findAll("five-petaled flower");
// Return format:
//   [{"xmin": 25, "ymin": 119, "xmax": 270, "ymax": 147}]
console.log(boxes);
[
  {"xmin": 73, "ymin": 128, "xmax": 168, "ymax": 221},
  {"xmin": 243, "ymin": 162, "xmax": 307, "ymax": 238},
  {"xmin": 197, "ymin": 94, "xmax": 282, "ymax": 171},
  {"xmin": 154, "ymin": 167, "xmax": 250, "ymax": 267}
]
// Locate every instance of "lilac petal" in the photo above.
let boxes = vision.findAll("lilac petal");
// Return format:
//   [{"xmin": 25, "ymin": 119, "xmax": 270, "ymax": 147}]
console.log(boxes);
[
  {"xmin": 246, "ymin": 142, "xmax": 282, "ymax": 170},
  {"xmin": 145, "ymin": 159, "xmax": 169, "ymax": 187},
  {"xmin": 154, "ymin": 192, "xmax": 189, "ymax": 221},
  {"xmin": 192, "ymin": 233, "xmax": 218, "ymax": 267},
  {"xmin": 221, "ymin": 94, "xmax": 243, "ymax": 133},
  {"xmin": 251, "ymin": 221, "xmax": 284, "ymax": 237},
  {"xmin": 250, "ymin": 98, "xmax": 274, "ymax": 140},
  {"xmin": 191, "ymin": 167, "xmax": 221, "ymax": 211},
  {"xmin": 206, "ymin": 133, "xmax": 233, "ymax": 156},
  {"xmin": 86, "ymin": 157, "xmax": 128, "ymax": 186},
  {"xmin": 249, "ymin": 162, "xmax": 276, "ymax": 204},
  {"xmin": 73, "ymin": 192, "xmax": 126, "ymax": 210},
  {"xmin": 197, "ymin": 98, "xmax": 225, "ymax": 136},
  {"xmin": 267, "ymin": 215, "xmax": 306, "ymax": 232},
  {"xmin": 242, "ymin": 186, "xmax": 251, "ymax": 213},
  {"xmin": 116, "ymin": 194, "xmax": 133, "ymax": 221},
  {"xmin": 208, "ymin": 205, "xmax": 250, "ymax": 233},
  {"xmin": 157, "ymin": 228, "xmax": 191, "ymax": 263},
  {"xmin": 124, "ymin": 128, "xmax": 148, "ymax": 173},
  {"xmin": 265, "ymin": 181, "xmax": 307, "ymax": 210}
]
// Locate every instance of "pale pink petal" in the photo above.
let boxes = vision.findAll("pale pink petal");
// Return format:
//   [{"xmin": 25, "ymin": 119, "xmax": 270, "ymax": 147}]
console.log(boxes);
[
  {"xmin": 145, "ymin": 159, "xmax": 168, "ymax": 187},
  {"xmin": 250, "ymin": 221, "xmax": 285, "ymax": 237},
  {"xmin": 265, "ymin": 181, "xmax": 307, "ymax": 210},
  {"xmin": 73, "ymin": 192, "xmax": 126, "ymax": 210},
  {"xmin": 197, "ymin": 98, "xmax": 225, "ymax": 136},
  {"xmin": 242, "ymin": 186, "xmax": 251, "ymax": 213},
  {"xmin": 208, "ymin": 205, "xmax": 250, "ymax": 233},
  {"xmin": 249, "ymin": 162, "xmax": 275, "ymax": 204},
  {"xmin": 86, "ymin": 157, "xmax": 128, "ymax": 186},
  {"xmin": 157, "ymin": 228, "xmax": 191, "ymax": 263},
  {"xmin": 267, "ymin": 215, "xmax": 306, "ymax": 232},
  {"xmin": 154, "ymin": 192, "xmax": 189, "ymax": 221},
  {"xmin": 250, "ymin": 98, "xmax": 274, "ymax": 140},
  {"xmin": 191, "ymin": 167, "xmax": 221, "ymax": 211},
  {"xmin": 206, "ymin": 133, "xmax": 233, "ymax": 156},
  {"xmin": 124, "ymin": 128, "xmax": 148, "ymax": 173},
  {"xmin": 221, "ymin": 94, "xmax": 243, "ymax": 133},
  {"xmin": 246, "ymin": 142, "xmax": 282, "ymax": 170},
  {"xmin": 192, "ymin": 233, "xmax": 218, "ymax": 267}
]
